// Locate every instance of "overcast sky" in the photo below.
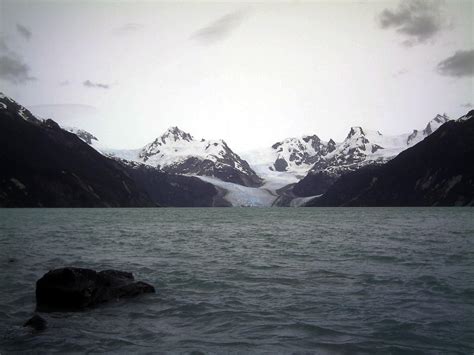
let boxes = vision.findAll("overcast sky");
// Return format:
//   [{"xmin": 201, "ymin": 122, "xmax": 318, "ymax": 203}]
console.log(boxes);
[{"xmin": 0, "ymin": 0, "xmax": 472, "ymax": 150}]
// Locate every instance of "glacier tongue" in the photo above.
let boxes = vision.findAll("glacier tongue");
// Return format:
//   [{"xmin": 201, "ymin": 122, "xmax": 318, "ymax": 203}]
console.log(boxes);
[{"xmin": 195, "ymin": 176, "xmax": 278, "ymax": 207}]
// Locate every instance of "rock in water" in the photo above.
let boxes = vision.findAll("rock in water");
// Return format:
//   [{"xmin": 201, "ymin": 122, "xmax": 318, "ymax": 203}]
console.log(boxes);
[
  {"xmin": 36, "ymin": 267, "xmax": 155, "ymax": 312},
  {"xmin": 23, "ymin": 315, "xmax": 47, "ymax": 331}
]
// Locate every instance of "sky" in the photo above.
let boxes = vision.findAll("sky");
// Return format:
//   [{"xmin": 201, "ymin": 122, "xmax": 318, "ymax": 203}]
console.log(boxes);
[{"xmin": 0, "ymin": 0, "xmax": 473, "ymax": 151}]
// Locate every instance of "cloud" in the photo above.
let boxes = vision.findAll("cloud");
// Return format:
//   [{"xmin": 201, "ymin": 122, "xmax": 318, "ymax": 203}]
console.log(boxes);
[
  {"xmin": 16, "ymin": 24, "xmax": 32, "ymax": 40},
  {"xmin": 0, "ymin": 38, "xmax": 8, "ymax": 52},
  {"xmin": 378, "ymin": 0, "xmax": 449, "ymax": 46},
  {"xmin": 112, "ymin": 23, "xmax": 144, "ymax": 36},
  {"xmin": 83, "ymin": 80, "xmax": 110, "ymax": 89},
  {"xmin": 0, "ymin": 55, "xmax": 36, "ymax": 84},
  {"xmin": 393, "ymin": 68, "xmax": 409, "ymax": 77},
  {"xmin": 59, "ymin": 80, "xmax": 70, "ymax": 86},
  {"xmin": 461, "ymin": 103, "xmax": 472, "ymax": 108},
  {"xmin": 436, "ymin": 49, "xmax": 474, "ymax": 77},
  {"xmin": 0, "ymin": 38, "xmax": 36, "ymax": 84},
  {"xmin": 192, "ymin": 10, "xmax": 246, "ymax": 44}
]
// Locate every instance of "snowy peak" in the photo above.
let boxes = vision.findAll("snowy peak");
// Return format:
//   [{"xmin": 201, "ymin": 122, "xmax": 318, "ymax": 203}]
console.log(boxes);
[
  {"xmin": 423, "ymin": 114, "xmax": 449, "ymax": 136},
  {"xmin": 134, "ymin": 127, "xmax": 262, "ymax": 187},
  {"xmin": 63, "ymin": 127, "xmax": 99, "ymax": 145},
  {"xmin": 407, "ymin": 114, "xmax": 451, "ymax": 146},
  {"xmin": 346, "ymin": 126, "xmax": 365, "ymax": 139},
  {"xmin": 338, "ymin": 127, "xmax": 385, "ymax": 160},
  {"xmin": 160, "ymin": 126, "xmax": 193, "ymax": 143},
  {"xmin": 271, "ymin": 134, "xmax": 322, "ymax": 153},
  {"xmin": 458, "ymin": 110, "xmax": 474, "ymax": 122},
  {"xmin": 139, "ymin": 127, "xmax": 225, "ymax": 163},
  {"xmin": 318, "ymin": 127, "xmax": 384, "ymax": 172},
  {"xmin": 139, "ymin": 126, "xmax": 194, "ymax": 157},
  {"xmin": 1, "ymin": 93, "xmax": 103, "ymax": 150},
  {"xmin": 0, "ymin": 92, "xmax": 41, "ymax": 124},
  {"xmin": 269, "ymin": 134, "xmax": 329, "ymax": 173},
  {"xmin": 309, "ymin": 113, "xmax": 453, "ymax": 180},
  {"xmin": 347, "ymin": 126, "xmax": 383, "ymax": 139}
]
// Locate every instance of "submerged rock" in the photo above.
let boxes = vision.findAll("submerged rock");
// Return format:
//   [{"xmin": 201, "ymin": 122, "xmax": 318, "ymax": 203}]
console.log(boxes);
[
  {"xmin": 36, "ymin": 267, "xmax": 155, "ymax": 312},
  {"xmin": 23, "ymin": 315, "xmax": 47, "ymax": 331}
]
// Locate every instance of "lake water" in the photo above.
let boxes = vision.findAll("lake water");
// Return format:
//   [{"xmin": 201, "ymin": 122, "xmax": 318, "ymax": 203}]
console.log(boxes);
[{"xmin": 0, "ymin": 208, "xmax": 473, "ymax": 353}]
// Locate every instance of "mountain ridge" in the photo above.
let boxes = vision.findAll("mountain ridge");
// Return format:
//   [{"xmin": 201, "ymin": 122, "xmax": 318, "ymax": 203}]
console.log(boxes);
[
  {"xmin": 108, "ymin": 126, "xmax": 263, "ymax": 188},
  {"xmin": 306, "ymin": 111, "xmax": 474, "ymax": 206},
  {"xmin": 292, "ymin": 114, "xmax": 451, "ymax": 197},
  {"xmin": 4, "ymin": 92, "xmax": 468, "ymax": 208},
  {"xmin": 64, "ymin": 109, "xmax": 456, "ymax": 206},
  {"xmin": 0, "ymin": 93, "xmax": 221, "ymax": 207}
]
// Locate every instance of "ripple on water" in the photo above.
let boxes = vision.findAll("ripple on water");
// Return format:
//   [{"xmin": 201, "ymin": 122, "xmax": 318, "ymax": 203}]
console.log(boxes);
[{"xmin": 0, "ymin": 207, "xmax": 473, "ymax": 353}]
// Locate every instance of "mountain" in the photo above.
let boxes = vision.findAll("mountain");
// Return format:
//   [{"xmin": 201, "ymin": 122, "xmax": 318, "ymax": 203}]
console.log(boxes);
[
  {"xmin": 306, "ymin": 111, "xmax": 474, "ymax": 207},
  {"xmin": 407, "ymin": 114, "xmax": 450, "ymax": 145},
  {"xmin": 0, "ymin": 93, "xmax": 153, "ymax": 207},
  {"xmin": 293, "ymin": 114, "xmax": 451, "ymax": 197},
  {"xmin": 0, "ymin": 93, "xmax": 221, "ymax": 207},
  {"xmin": 110, "ymin": 127, "xmax": 263, "ymax": 187},
  {"xmin": 268, "ymin": 135, "xmax": 334, "ymax": 173},
  {"xmin": 5, "ymin": 89, "xmax": 464, "ymax": 208},
  {"xmin": 242, "ymin": 135, "xmax": 334, "ymax": 178},
  {"xmin": 63, "ymin": 127, "xmax": 99, "ymax": 146}
]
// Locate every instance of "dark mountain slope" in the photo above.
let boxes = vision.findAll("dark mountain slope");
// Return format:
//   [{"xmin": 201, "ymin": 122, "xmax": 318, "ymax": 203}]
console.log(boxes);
[
  {"xmin": 119, "ymin": 161, "xmax": 227, "ymax": 207},
  {"xmin": 307, "ymin": 112, "xmax": 474, "ymax": 207},
  {"xmin": 0, "ymin": 111, "xmax": 153, "ymax": 207}
]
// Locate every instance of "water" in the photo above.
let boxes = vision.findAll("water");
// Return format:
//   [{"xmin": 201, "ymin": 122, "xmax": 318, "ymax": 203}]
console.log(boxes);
[{"xmin": 0, "ymin": 208, "xmax": 473, "ymax": 354}]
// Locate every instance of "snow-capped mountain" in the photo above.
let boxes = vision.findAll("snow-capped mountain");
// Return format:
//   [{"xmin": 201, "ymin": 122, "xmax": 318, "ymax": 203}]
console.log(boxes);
[
  {"xmin": 109, "ymin": 127, "xmax": 263, "ymax": 187},
  {"xmin": 0, "ymin": 93, "xmax": 41, "ymax": 124},
  {"xmin": 315, "ymin": 114, "xmax": 451, "ymax": 175},
  {"xmin": 0, "ymin": 93, "xmax": 156, "ymax": 207},
  {"xmin": 270, "ymin": 135, "xmax": 335, "ymax": 173},
  {"xmin": 292, "ymin": 114, "xmax": 452, "ymax": 197},
  {"xmin": 307, "ymin": 114, "xmax": 474, "ymax": 207},
  {"xmin": 458, "ymin": 110, "xmax": 474, "ymax": 122},
  {"xmin": 1, "ymin": 92, "xmax": 102, "ymax": 148},
  {"xmin": 58, "ymin": 111, "xmax": 454, "ymax": 205},
  {"xmin": 63, "ymin": 127, "xmax": 99, "ymax": 146},
  {"xmin": 4, "ymin": 90, "xmax": 464, "ymax": 207},
  {"xmin": 407, "ymin": 114, "xmax": 450, "ymax": 146},
  {"xmin": 242, "ymin": 135, "xmax": 335, "ymax": 178},
  {"xmin": 245, "ymin": 114, "xmax": 452, "ymax": 182}
]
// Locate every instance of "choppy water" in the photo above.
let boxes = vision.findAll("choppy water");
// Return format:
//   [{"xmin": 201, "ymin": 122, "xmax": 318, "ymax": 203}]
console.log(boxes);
[{"xmin": 0, "ymin": 208, "xmax": 473, "ymax": 354}]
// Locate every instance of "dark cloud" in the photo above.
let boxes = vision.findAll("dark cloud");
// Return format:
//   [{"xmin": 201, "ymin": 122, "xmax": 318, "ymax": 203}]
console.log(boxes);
[
  {"xmin": 0, "ymin": 38, "xmax": 36, "ymax": 84},
  {"xmin": 192, "ymin": 11, "xmax": 246, "ymax": 44},
  {"xmin": 378, "ymin": 0, "xmax": 448, "ymax": 46},
  {"xmin": 0, "ymin": 55, "xmax": 36, "ymax": 84},
  {"xmin": 112, "ymin": 23, "xmax": 144, "ymax": 36},
  {"xmin": 16, "ymin": 24, "xmax": 32, "ymax": 40},
  {"xmin": 83, "ymin": 80, "xmax": 110, "ymax": 89},
  {"xmin": 436, "ymin": 49, "xmax": 474, "ymax": 77},
  {"xmin": 0, "ymin": 38, "xmax": 8, "ymax": 52}
]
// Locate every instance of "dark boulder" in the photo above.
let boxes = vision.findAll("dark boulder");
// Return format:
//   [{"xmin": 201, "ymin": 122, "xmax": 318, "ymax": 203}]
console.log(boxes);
[
  {"xmin": 23, "ymin": 315, "xmax": 47, "ymax": 331},
  {"xmin": 36, "ymin": 267, "xmax": 155, "ymax": 312}
]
